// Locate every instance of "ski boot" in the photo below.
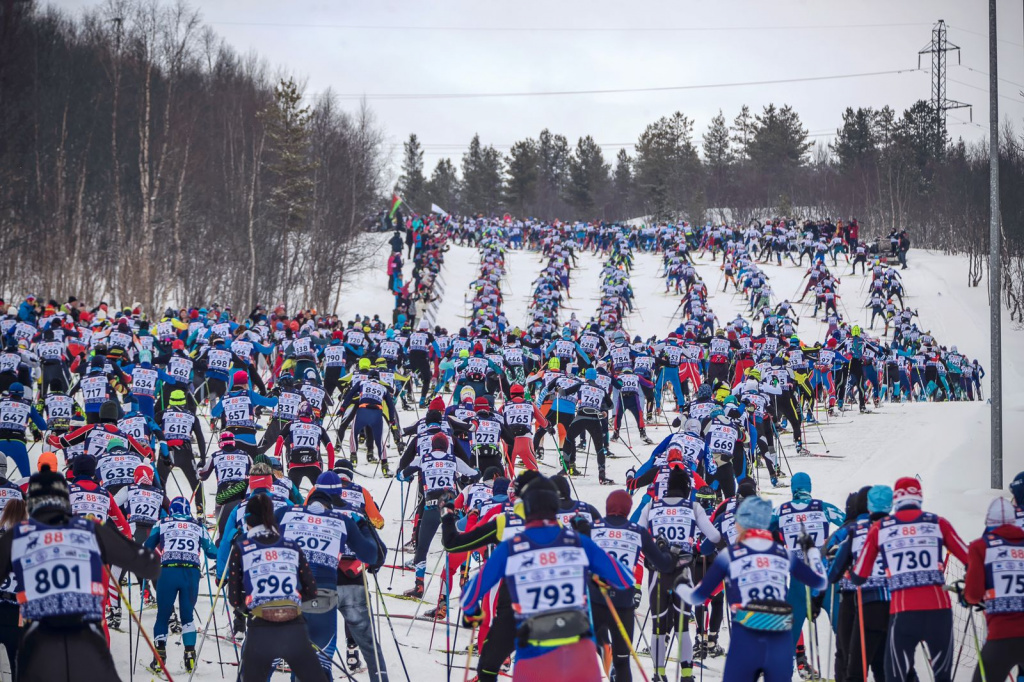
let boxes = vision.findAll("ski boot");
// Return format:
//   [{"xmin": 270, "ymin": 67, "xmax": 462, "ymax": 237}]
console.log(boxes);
[
  {"xmin": 706, "ymin": 633, "xmax": 724, "ymax": 657},
  {"xmin": 796, "ymin": 648, "xmax": 816, "ymax": 679},
  {"xmin": 419, "ymin": 396, "xmax": 428, "ymax": 409},
  {"xmin": 381, "ymin": 460, "xmax": 392, "ymax": 477},
  {"xmin": 402, "ymin": 399, "xmax": 412, "ymax": 411},
  {"xmin": 347, "ymin": 643, "xmax": 362, "ymax": 672},
  {"xmin": 564, "ymin": 463, "xmax": 580, "ymax": 477},
  {"xmin": 366, "ymin": 443, "xmax": 375, "ymax": 461},
  {"xmin": 694, "ymin": 635, "xmax": 708, "ymax": 660},
  {"xmin": 536, "ymin": 445, "xmax": 544, "ymax": 461},
  {"xmin": 645, "ymin": 409, "xmax": 654, "ymax": 423},
  {"xmin": 149, "ymin": 645, "xmax": 167, "ymax": 674},
  {"xmin": 169, "ymin": 608, "xmax": 182, "ymax": 634},
  {"xmin": 107, "ymin": 605, "xmax": 122, "ymax": 630},
  {"xmin": 350, "ymin": 450, "xmax": 359, "ymax": 465},
  {"xmin": 184, "ymin": 646, "xmax": 197, "ymax": 673},
  {"xmin": 424, "ymin": 601, "xmax": 447, "ymax": 621},
  {"xmin": 598, "ymin": 467, "xmax": 615, "ymax": 485},
  {"xmin": 404, "ymin": 577, "xmax": 424, "ymax": 599},
  {"xmin": 679, "ymin": 662, "xmax": 694, "ymax": 682},
  {"xmin": 403, "ymin": 538, "xmax": 417, "ymax": 552},
  {"xmin": 638, "ymin": 428, "xmax": 653, "ymax": 445},
  {"xmin": 794, "ymin": 440, "xmax": 811, "ymax": 456},
  {"xmin": 578, "ymin": 436, "xmax": 587, "ymax": 450},
  {"xmin": 143, "ymin": 587, "xmax": 157, "ymax": 608},
  {"xmin": 610, "ymin": 430, "xmax": 620, "ymax": 441}
]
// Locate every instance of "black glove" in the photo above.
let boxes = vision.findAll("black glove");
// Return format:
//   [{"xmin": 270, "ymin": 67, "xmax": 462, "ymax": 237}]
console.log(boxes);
[
  {"xmin": 655, "ymin": 535, "xmax": 671, "ymax": 554},
  {"xmin": 232, "ymin": 610, "xmax": 246, "ymax": 634},
  {"xmin": 632, "ymin": 590, "xmax": 642, "ymax": 609},
  {"xmin": 570, "ymin": 515, "xmax": 591, "ymax": 537},
  {"xmin": 797, "ymin": 533, "xmax": 817, "ymax": 555}
]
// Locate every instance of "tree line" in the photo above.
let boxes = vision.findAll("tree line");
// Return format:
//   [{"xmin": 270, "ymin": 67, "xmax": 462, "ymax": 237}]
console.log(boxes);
[{"xmin": 0, "ymin": 0, "xmax": 389, "ymax": 314}]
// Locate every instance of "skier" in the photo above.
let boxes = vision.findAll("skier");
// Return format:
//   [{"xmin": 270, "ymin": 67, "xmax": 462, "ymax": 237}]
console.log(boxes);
[
  {"xmin": 850, "ymin": 476, "xmax": 969, "ymax": 682},
  {"xmin": 198, "ymin": 431, "xmax": 252, "ymax": 536},
  {"xmin": 0, "ymin": 382, "xmax": 46, "ymax": 478},
  {"xmin": 143, "ymin": 496, "xmax": 217, "ymax": 673},
  {"xmin": 226, "ymin": 494, "xmax": 325, "ymax": 682},
  {"xmin": 0, "ymin": 463, "xmax": 161, "ymax": 681},
  {"xmin": 589, "ymin": 489, "xmax": 674, "ymax": 682},
  {"xmin": 276, "ymin": 471, "xmax": 381, "ymax": 679},
  {"xmin": 158, "ymin": 388, "xmax": 207, "ymax": 515},
  {"xmin": 274, "ymin": 401, "xmax": 335, "ymax": 490},
  {"xmin": 676, "ymin": 495, "xmax": 827, "ymax": 682},
  {"xmin": 459, "ymin": 475, "xmax": 634, "ymax": 681}
]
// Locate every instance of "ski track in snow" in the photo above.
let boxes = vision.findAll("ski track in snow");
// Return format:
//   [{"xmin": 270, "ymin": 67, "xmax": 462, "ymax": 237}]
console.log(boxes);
[{"xmin": 108, "ymin": 238, "xmax": 1023, "ymax": 681}]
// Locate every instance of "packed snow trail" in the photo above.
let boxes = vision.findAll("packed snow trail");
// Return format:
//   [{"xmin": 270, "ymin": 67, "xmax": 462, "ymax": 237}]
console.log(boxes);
[{"xmin": 95, "ymin": 236, "xmax": 1023, "ymax": 682}]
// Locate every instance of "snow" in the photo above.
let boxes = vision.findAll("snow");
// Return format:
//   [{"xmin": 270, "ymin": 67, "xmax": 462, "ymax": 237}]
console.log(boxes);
[{"xmin": 104, "ymin": 235, "xmax": 1023, "ymax": 681}]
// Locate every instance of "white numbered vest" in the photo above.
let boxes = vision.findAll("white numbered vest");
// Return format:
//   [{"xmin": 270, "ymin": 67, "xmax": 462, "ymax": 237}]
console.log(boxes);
[
  {"xmin": 81, "ymin": 375, "xmax": 109, "ymax": 406},
  {"xmin": 131, "ymin": 367, "xmax": 158, "ymax": 397},
  {"xmin": 0, "ymin": 398, "xmax": 30, "ymax": 431},
  {"xmin": 213, "ymin": 451, "xmax": 251, "ymax": 484},
  {"xmin": 162, "ymin": 409, "xmax": 195, "ymax": 440},
  {"xmin": 592, "ymin": 520, "xmax": 645, "ymax": 573},
  {"xmin": 159, "ymin": 518, "xmax": 205, "ymax": 565},
  {"xmin": 221, "ymin": 393, "xmax": 255, "ymax": 429},
  {"xmin": 505, "ymin": 528, "xmax": 589, "ymax": 620},
  {"xmin": 12, "ymin": 518, "xmax": 105, "ymax": 621},
  {"xmin": 97, "ymin": 451, "xmax": 143, "ymax": 488},
  {"xmin": 472, "ymin": 418, "xmax": 501, "ymax": 448},
  {"xmin": 502, "ymin": 402, "xmax": 534, "ymax": 428},
  {"xmin": 279, "ymin": 505, "xmax": 348, "ymax": 573},
  {"xmin": 117, "ymin": 415, "xmax": 148, "ymax": 441},
  {"xmin": 980, "ymin": 532, "xmax": 1024, "ymax": 613},
  {"xmin": 875, "ymin": 512, "xmax": 947, "ymax": 591},
  {"xmin": 421, "ymin": 450, "xmax": 458, "ymax": 494},
  {"xmin": 647, "ymin": 498, "xmax": 699, "ymax": 552},
  {"xmin": 127, "ymin": 485, "xmax": 163, "ymax": 524},
  {"xmin": 69, "ymin": 483, "xmax": 110, "ymax": 523},
  {"xmin": 207, "ymin": 348, "xmax": 233, "ymax": 373},
  {"xmin": 240, "ymin": 536, "xmax": 303, "ymax": 608},
  {"xmin": 777, "ymin": 499, "xmax": 830, "ymax": 557},
  {"xmin": 725, "ymin": 540, "xmax": 791, "ymax": 606}
]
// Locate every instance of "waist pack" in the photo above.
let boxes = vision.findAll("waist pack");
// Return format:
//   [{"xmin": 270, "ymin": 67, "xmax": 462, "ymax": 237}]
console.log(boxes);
[
  {"xmin": 733, "ymin": 599, "xmax": 793, "ymax": 632},
  {"xmin": 302, "ymin": 588, "xmax": 339, "ymax": 614},
  {"xmin": 517, "ymin": 608, "xmax": 591, "ymax": 647},
  {"xmin": 253, "ymin": 599, "xmax": 300, "ymax": 623}
]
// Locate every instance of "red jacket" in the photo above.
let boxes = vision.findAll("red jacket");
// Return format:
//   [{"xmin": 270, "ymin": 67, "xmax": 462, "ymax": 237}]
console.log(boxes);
[
  {"xmin": 853, "ymin": 507, "xmax": 968, "ymax": 613},
  {"xmin": 964, "ymin": 524, "xmax": 1024, "ymax": 639}
]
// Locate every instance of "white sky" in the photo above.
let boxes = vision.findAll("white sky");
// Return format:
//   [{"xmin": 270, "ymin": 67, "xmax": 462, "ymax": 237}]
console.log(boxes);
[{"xmin": 56, "ymin": 0, "xmax": 1024, "ymax": 180}]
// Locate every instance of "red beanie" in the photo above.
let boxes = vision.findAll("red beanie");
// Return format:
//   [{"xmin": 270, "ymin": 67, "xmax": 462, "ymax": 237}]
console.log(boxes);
[
  {"xmin": 474, "ymin": 396, "xmax": 491, "ymax": 412},
  {"xmin": 431, "ymin": 432, "xmax": 449, "ymax": 451},
  {"xmin": 233, "ymin": 370, "xmax": 249, "ymax": 386},
  {"xmin": 893, "ymin": 476, "xmax": 923, "ymax": 508},
  {"xmin": 606, "ymin": 489, "xmax": 632, "ymax": 517},
  {"xmin": 428, "ymin": 396, "xmax": 446, "ymax": 412}
]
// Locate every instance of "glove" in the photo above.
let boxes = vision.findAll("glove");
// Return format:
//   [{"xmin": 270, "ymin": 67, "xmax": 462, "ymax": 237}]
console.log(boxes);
[
  {"xmin": 462, "ymin": 608, "xmax": 484, "ymax": 627},
  {"xmin": 441, "ymin": 503, "xmax": 456, "ymax": 518},
  {"xmin": 570, "ymin": 515, "xmax": 591, "ymax": 536},
  {"xmin": 797, "ymin": 533, "xmax": 817, "ymax": 555},
  {"xmin": 232, "ymin": 610, "xmax": 246, "ymax": 635},
  {"xmin": 655, "ymin": 535, "xmax": 671, "ymax": 554},
  {"xmin": 32, "ymin": 430, "xmax": 42, "ymax": 443},
  {"xmin": 625, "ymin": 467, "xmax": 637, "ymax": 494},
  {"xmin": 632, "ymin": 590, "xmax": 642, "ymax": 609},
  {"xmin": 159, "ymin": 452, "xmax": 173, "ymax": 466}
]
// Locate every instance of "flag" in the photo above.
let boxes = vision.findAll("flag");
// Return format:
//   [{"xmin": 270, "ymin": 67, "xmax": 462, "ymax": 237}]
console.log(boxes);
[
  {"xmin": 431, "ymin": 203, "xmax": 449, "ymax": 218},
  {"xmin": 388, "ymin": 193, "xmax": 403, "ymax": 219}
]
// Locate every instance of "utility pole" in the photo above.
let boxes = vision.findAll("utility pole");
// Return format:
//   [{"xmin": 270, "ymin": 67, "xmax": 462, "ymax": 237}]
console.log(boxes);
[
  {"xmin": 918, "ymin": 19, "xmax": 972, "ymax": 152},
  {"xmin": 988, "ymin": 0, "xmax": 1002, "ymax": 489}
]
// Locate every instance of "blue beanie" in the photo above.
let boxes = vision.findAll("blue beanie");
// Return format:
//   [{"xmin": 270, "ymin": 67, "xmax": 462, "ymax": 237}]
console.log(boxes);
[
  {"xmin": 736, "ymin": 496, "xmax": 773, "ymax": 530},
  {"xmin": 584, "ymin": 367, "xmax": 597, "ymax": 380},
  {"xmin": 492, "ymin": 477, "xmax": 510, "ymax": 498},
  {"xmin": 867, "ymin": 485, "xmax": 893, "ymax": 514},
  {"xmin": 791, "ymin": 472, "xmax": 812, "ymax": 494},
  {"xmin": 7, "ymin": 382, "xmax": 23, "ymax": 396},
  {"xmin": 316, "ymin": 470, "xmax": 344, "ymax": 495}
]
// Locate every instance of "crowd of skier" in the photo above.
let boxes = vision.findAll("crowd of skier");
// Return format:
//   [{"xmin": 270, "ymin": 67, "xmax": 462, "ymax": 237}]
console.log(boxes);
[{"xmin": 0, "ymin": 212, "xmax": 1013, "ymax": 682}]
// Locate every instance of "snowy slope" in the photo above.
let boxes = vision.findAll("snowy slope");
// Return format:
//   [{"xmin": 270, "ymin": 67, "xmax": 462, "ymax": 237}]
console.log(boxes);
[{"xmin": 106, "ymin": 236, "xmax": 1022, "ymax": 682}]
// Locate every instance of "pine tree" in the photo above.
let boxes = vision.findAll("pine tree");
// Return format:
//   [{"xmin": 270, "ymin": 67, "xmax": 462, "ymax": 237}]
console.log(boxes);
[
  {"xmin": 611, "ymin": 149, "xmax": 633, "ymax": 220},
  {"xmin": 748, "ymin": 104, "xmax": 811, "ymax": 171},
  {"xmin": 702, "ymin": 110, "xmax": 733, "ymax": 210},
  {"xmin": 535, "ymin": 129, "xmax": 570, "ymax": 217},
  {"xmin": 427, "ymin": 157, "xmax": 461, "ymax": 213},
  {"xmin": 505, "ymin": 138, "xmax": 538, "ymax": 216},
  {"xmin": 397, "ymin": 133, "xmax": 427, "ymax": 211},
  {"xmin": 567, "ymin": 135, "xmax": 610, "ymax": 219},
  {"xmin": 831, "ymin": 107, "xmax": 878, "ymax": 171},
  {"xmin": 634, "ymin": 112, "xmax": 701, "ymax": 220},
  {"xmin": 730, "ymin": 104, "xmax": 755, "ymax": 161},
  {"xmin": 263, "ymin": 78, "xmax": 315, "ymax": 232},
  {"xmin": 461, "ymin": 134, "xmax": 504, "ymax": 214}
]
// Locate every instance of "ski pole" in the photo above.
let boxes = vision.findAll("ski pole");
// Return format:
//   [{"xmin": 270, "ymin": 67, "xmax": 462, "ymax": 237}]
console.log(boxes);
[
  {"xmin": 371, "ymin": 573, "xmax": 412, "ymax": 682},
  {"xmin": 189, "ymin": 547, "xmax": 234, "ymax": 682},
  {"xmin": 855, "ymin": 587, "xmax": 868, "ymax": 682},
  {"xmin": 463, "ymin": 623, "xmax": 480, "ymax": 682},
  {"xmin": 597, "ymin": 583, "xmax": 650, "ymax": 682},
  {"xmin": 362, "ymin": 572, "xmax": 385, "ymax": 682},
  {"xmin": 804, "ymin": 584, "xmax": 817, "ymax": 681},
  {"xmin": 105, "ymin": 566, "xmax": 175, "ymax": 682},
  {"xmin": 968, "ymin": 607, "xmax": 986, "ymax": 682}
]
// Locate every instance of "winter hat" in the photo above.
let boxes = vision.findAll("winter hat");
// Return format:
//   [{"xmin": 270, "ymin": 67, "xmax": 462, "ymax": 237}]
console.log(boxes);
[
  {"xmin": 6, "ymin": 383, "xmax": 23, "ymax": 397},
  {"xmin": 491, "ymin": 475, "xmax": 507, "ymax": 497},
  {"xmin": 735, "ymin": 496, "xmax": 773, "ymax": 531},
  {"xmin": 71, "ymin": 454, "xmax": 98, "ymax": 478},
  {"xmin": 606, "ymin": 489, "xmax": 632, "ymax": 518},
  {"xmin": 512, "ymin": 470, "xmax": 543, "ymax": 501},
  {"xmin": 737, "ymin": 478, "xmax": 758, "ymax": 499},
  {"xmin": 233, "ymin": 370, "xmax": 249, "ymax": 386},
  {"xmin": 37, "ymin": 451, "xmax": 58, "ymax": 474},
  {"xmin": 431, "ymin": 432, "xmax": 449, "ymax": 452},
  {"xmin": 474, "ymin": 396, "xmax": 491, "ymax": 412},
  {"xmin": 219, "ymin": 432, "xmax": 236, "ymax": 448},
  {"xmin": 867, "ymin": 485, "xmax": 893, "ymax": 514},
  {"xmin": 168, "ymin": 390, "xmax": 187, "ymax": 406},
  {"xmin": 552, "ymin": 474, "xmax": 572, "ymax": 501},
  {"xmin": 332, "ymin": 459, "xmax": 354, "ymax": 482},
  {"xmin": 520, "ymin": 476, "xmax": 559, "ymax": 520},
  {"xmin": 248, "ymin": 462, "xmax": 273, "ymax": 491},
  {"xmin": 667, "ymin": 467, "xmax": 692, "ymax": 497},
  {"xmin": 483, "ymin": 466, "xmax": 502, "ymax": 481},
  {"xmin": 27, "ymin": 464, "xmax": 72, "ymax": 516},
  {"xmin": 791, "ymin": 472, "xmax": 812, "ymax": 495},
  {"xmin": 315, "ymin": 470, "xmax": 344, "ymax": 495},
  {"xmin": 855, "ymin": 486, "xmax": 872, "ymax": 516},
  {"xmin": 134, "ymin": 464, "xmax": 154, "ymax": 486},
  {"xmin": 584, "ymin": 367, "xmax": 597, "ymax": 381},
  {"xmin": 986, "ymin": 498, "xmax": 1017, "ymax": 527},
  {"xmin": 428, "ymin": 396, "xmax": 446, "ymax": 412},
  {"xmin": 1010, "ymin": 471, "xmax": 1024, "ymax": 508},
  {"xmin": 893, "ymin": 477, "xmax": 923, "ymax": 509},
  {"xmin": 99, "ymin": 400, "xmax": 120, "ymax": 423}
]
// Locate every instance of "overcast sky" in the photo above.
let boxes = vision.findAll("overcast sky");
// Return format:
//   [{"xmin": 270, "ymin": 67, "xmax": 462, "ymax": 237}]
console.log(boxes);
[{"xmin": 56, "ymin": 0, "xmax": 1024, "ymax": 182}]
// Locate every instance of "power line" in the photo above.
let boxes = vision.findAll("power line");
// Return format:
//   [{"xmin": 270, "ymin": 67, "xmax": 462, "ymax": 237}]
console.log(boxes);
[
  {"xmin": 210, "ymin": 20, "xmax": 930, "ymax": 33},
  {"xmin": 946, "ymin": 24, "xmax": 1024, "ymax": 50},
  {"xmin": 953, "ymin": 63, "xmax": 1024, "ymax": 91},
  {"xmin": 948, "ymin": 76, "xmax": 1024, "ymax": 104},
  {"xmin": 324, "ymin": 68, "xmax": 920, "ymax": 101}
]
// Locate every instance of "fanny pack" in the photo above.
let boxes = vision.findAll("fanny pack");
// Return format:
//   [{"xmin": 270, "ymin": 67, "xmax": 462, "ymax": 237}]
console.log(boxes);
[
  {"xmin": 302, "ymin": 588, "xmax": 339, "ymax": 614},
  {"xmin": 517, "ymin": 608, "xmax": 591, "ymax": 648},
  {"xmin": 253, "ymin": 599, "xmax": 300, "ymax": 623},
  {"xmin": 733, "ymin": 599, "xmax": 793, "ymax": 632}
]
